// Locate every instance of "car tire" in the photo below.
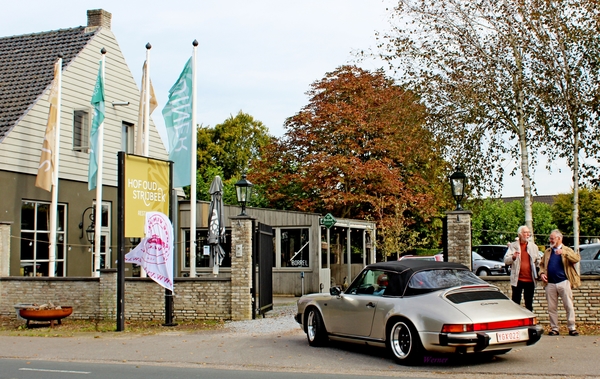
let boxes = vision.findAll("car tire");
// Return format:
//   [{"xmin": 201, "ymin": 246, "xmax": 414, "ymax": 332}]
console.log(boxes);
[
  {"xmin": 306, "ymin": 307, "xmax": 328, "ymax": 347},
  {"xmin": 387, "ymin": 319, "xmax": 423, "ymax": 365},
  {"xmin": 476, "ymin": 268, "xmax": 491, "ymax": 277}
]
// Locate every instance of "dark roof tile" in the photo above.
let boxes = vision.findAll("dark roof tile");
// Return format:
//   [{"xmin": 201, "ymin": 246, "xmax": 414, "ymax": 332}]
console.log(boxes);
[{"xmin": 0, "ymin": 26, "xmax": 96, "ymax": 142}]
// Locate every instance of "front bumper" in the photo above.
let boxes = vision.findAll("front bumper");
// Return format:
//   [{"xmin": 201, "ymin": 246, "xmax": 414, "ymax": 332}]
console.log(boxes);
[
  {"xmin": 295, "ymin": 313, "xmax": 303, "ymax": 325},
  {"xmin": 438, "ymin": 325, "xmax": 544, "ymax": 351}
]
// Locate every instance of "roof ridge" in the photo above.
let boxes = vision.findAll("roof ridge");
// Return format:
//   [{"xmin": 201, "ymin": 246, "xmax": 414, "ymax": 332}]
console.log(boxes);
[{"xmin": 0, "ymin": 25, "xmax": 89, "ymax": 41}]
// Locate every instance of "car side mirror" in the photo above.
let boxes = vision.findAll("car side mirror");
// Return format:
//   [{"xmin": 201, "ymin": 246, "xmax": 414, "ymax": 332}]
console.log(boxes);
[{"xmin": 330, "ymin": 286, "xmax": 342, "ymax": 296}]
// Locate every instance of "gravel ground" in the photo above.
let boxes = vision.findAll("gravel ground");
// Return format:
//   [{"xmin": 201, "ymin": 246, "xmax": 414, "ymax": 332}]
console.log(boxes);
[{"xmin": 223, "ymin": 302, "xmax": 301, "ymax": 335}]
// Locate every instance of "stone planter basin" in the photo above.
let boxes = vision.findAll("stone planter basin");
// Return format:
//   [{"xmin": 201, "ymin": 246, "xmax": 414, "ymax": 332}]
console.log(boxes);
[{"xmin": 18, "ymin": 306, "xmax": 73, "ymax": 327}]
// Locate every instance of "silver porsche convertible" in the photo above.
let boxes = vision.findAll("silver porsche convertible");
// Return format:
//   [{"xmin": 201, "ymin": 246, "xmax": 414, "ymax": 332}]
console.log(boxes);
[{"xmin": 295, "ymin": 260, "xmax": 543, "ymax": 365}]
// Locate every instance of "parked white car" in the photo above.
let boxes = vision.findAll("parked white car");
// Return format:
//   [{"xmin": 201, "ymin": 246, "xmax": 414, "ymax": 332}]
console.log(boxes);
[{"xmin": 472, "ymin": 252, "xmax": 507, "ymax": 276}]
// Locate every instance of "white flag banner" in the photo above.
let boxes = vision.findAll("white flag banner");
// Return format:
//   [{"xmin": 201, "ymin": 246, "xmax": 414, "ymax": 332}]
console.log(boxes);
[{"xmin": 125, "ymin": 212, "xmax": 174, "ymax": 291}]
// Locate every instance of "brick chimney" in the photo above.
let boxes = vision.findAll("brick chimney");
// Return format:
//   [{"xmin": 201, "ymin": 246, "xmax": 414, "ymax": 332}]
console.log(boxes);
[{"xmin": 86, "ymin": 9, "xmax": 112, "ymax": 31}]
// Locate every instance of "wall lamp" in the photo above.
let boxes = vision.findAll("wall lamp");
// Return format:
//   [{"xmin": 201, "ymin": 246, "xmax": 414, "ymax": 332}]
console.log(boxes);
[
  {"xmin": 79, "ymin": 206, "xmax": 95, "ymax": 244},
  {"xmin": 112, "ymin": 101, "xmax": 130, "ymax": 107}
]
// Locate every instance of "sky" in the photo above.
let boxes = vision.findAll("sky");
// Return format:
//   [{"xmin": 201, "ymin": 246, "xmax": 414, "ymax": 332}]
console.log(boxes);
[{"xmin": 0, "ymin": 0, "xmax": 575, "ymax": 198}]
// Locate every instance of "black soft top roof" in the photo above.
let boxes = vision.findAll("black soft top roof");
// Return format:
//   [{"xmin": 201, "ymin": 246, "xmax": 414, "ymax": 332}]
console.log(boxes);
[
  {"xmin": 367, "ymin": 260, "xmax": 468, "ymax": 273},
  {"xmin": 365, "ymin": 260, "xmax": 470, "ymax": 296}
]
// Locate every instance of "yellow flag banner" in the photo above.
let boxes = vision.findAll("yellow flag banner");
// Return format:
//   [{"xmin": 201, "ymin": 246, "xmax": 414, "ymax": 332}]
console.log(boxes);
[
  {"xmin": 35, "ymin": 60, "xmax": 60, "ymax": 191},
  {"xmin": 135, "ymin": 61, "xmax": 158, "ymax": 155}
]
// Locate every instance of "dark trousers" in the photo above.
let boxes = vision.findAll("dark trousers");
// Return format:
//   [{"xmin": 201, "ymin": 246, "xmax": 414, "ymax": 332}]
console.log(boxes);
[{"xmin": 512, "ymin": 281, "xmax": 535, "ymax": 312}]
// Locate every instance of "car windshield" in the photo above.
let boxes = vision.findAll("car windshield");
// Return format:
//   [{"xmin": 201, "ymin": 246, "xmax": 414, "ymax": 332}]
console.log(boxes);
[{"xmin": 408, "ymin": 269, "xmax": 485, "ymax": 290}]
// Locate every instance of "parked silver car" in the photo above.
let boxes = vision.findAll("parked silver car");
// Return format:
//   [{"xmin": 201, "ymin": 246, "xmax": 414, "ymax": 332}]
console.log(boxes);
[
  {"xmin": 472, "ymin": 251, "xmax": 507, "ymax": 276},
  {"xmin": 577, "ymin": 243, "xmax": 600, "ymax": 275},
  {"xmin": 295, "ymin": 260, "xmax": 543, "ymax": 365}
]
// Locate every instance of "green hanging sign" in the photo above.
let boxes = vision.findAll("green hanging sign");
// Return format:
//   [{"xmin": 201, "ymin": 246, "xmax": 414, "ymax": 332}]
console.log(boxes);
[{"xmin": 320, "ymin": 213, "xmax": 337, "ymax": 229}]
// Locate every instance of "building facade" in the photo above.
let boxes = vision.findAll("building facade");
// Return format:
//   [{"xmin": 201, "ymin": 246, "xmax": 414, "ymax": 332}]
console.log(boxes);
[{"xmin": 0, "ymin": 10, "xmax": 167, "ymax": 278}]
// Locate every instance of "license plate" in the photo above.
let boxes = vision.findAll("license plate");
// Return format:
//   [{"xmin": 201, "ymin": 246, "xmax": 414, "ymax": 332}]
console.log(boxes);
[{"xmin": 496, "ymin": 330, "xmax": 523, "ymax": 343}]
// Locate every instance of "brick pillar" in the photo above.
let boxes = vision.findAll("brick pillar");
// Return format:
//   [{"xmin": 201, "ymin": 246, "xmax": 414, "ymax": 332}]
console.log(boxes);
[
  {"xmin": 230, "ymin": 216, "xmax": 254, "ymax": 321},
  {"xmin": 99, "ymin": 268, "xmax": 117, "ymax": 321},
  {"xmin": 0, "ymin": 222, "xmax": 11, "ymax": 277},
  {"xmin": 446, "ymin": 211, "xmax": 472, "ymax": 269}
]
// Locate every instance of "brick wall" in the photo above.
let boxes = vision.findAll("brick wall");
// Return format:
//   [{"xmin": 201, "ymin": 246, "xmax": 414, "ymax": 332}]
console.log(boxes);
[
  {"xmin": 1, "ymin": 277, "xmax": 99, "ymax": 320},
  {"xmin": 486, "ymin": 276, "xmax": 600, "ymax": 325},
  {"xmin": 0, "ymin": 272, "xmax": 232, "ymax": 322}
]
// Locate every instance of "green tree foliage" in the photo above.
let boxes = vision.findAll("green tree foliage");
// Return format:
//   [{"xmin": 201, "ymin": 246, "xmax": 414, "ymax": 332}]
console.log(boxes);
[
  {"xmin": 552, "ymin": 188, "xmax": 600, "ymax": 243},
  {"xmin": 470, "ymin": 198, "xmax": 555, "ymax": 246},
  {"xmin": 373, "ymin": 0, "xmax": 600, "ymax": 239},
  {"xmin": 192, "ymin": 112, "xmax": 272, "ymax": 205},
  {"xmin": 250, "ymin": 65, "xmax": 452, "ymax": 256},
  {"xmin": 524, "ymin": 0, "xmax": 600, "ymax": 246},
  {"xmin": 375, "ymin": 0, "xmax": 544, "ymax": 206}
]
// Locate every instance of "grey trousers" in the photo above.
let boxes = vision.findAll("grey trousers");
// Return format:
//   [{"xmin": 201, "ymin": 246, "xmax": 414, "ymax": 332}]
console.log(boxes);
[{"xmin": 545, "ymin": 280, "xmax": 576, "ymax": 331}]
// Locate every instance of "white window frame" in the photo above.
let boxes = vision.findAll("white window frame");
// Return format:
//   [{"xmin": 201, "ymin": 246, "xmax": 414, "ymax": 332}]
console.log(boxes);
[{"xmin": 20, "ymin": 200, "xmax": 67, "ymax": 277}]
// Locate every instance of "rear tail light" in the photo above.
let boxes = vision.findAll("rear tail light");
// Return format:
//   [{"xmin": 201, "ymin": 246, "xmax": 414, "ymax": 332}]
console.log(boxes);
[{"xmin": 442, "ymin": 317, "xmax": 536, "ymax": 333}]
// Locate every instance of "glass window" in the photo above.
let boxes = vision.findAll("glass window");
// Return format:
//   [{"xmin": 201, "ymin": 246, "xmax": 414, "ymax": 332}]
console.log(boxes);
[
  {"xmin": 122, "ymin": 121, "xmax": 135, "ymax": 154},
  {"xmin": 73, "ymin": 110, "xmax": 90, "ymax": 152},
  {"xmin": 280, "ymin": 228, "xmax": 309, "ymax": 268},
  {"xmin": 409, "ymin": 269, "xmax": 484, "ymax": 290},
  {"xmin": 20, "ymin": 200, "xmax": 66, "ymax": 277},
  {"xmin": 346, "ymin": 269, "xmax": 387, "ymax": 296},
  {"xmin": 182, "ymin": 229, "xmax": 232, "ymax": 271}
]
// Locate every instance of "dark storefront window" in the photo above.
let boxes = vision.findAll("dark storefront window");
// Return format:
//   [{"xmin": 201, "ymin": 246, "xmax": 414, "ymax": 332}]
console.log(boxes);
[
  {"xmin": 183, "ymin": 229, "xmax": 232, "ymax": 272},
  {"xmin": 280, "ymin": 228, "xmax": 310, "ymax": 268}
]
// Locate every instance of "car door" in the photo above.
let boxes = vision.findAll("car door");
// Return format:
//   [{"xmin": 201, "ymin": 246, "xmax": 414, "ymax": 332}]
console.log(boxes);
[{"xmin": 324, "ymin": 269, "xmax": 380, "ymax": 337}]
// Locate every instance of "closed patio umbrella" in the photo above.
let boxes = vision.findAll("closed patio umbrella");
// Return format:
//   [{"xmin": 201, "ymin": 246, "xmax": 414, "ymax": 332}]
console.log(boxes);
[{"xmin": 208, "ymin": 176, "xmax": 226, "ymax": 275}]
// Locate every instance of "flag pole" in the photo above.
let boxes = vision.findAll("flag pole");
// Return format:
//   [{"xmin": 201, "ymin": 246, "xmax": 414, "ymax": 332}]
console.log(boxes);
[
  {"xmin": 189, "ymin": 40, "xmax": 198, "ymax": 277},
  {"xmin": 48, "ymin": 55, "xmax": 63, "ymax": 277},
  {"xmin": 143, "ymin": 43, "xmax": 151, "ymax": 156},
  {"xmin": 139, "ymin": 43, "xmax": 152, "ymax": 279},
  {"xmin": 94, "ymin": 48, "xmax": 106, "ymax": 278}
]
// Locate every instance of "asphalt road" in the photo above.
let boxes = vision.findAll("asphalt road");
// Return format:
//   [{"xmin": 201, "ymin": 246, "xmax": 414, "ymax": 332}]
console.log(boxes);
[
  {"xmin": 0, "ymin": 359, "xmax": 412, "ymax": 379},
  {"xmin": 1, "ymin": 320, "xmax": 599, "ymax": 379}
]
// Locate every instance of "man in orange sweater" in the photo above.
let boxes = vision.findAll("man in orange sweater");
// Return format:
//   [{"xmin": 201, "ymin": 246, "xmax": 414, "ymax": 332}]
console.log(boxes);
[{"xmin": 504, "ymin": 226, "xmax": 540, "ymax": 312}]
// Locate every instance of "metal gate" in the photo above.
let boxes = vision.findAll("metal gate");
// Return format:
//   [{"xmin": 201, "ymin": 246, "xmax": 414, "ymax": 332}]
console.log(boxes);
[{"xmin": 253, "ymin": 222, "xmax": 274, "ymax": 318}]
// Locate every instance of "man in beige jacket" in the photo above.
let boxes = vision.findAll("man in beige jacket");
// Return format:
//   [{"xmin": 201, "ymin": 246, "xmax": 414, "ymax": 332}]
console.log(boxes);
[{"xmin": 539, "ymin": 229, "xmax": 581, "ymax": 336}]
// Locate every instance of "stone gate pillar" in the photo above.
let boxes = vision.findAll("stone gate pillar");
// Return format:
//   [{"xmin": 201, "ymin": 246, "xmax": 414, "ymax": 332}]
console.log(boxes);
[
  {"xmin": 445, "ymin": 210, "xmax": 472, "ymax": 269},
  {"xmin": 230, "ymin": 216, "xmax": 255, "ymax": 321}
]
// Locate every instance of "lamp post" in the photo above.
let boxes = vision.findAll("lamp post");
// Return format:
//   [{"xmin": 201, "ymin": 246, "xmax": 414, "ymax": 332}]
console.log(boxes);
[
  {"xmin": 449, "ymin": 166, "xmax": 467, "ymax": 210},
  {"xmin": 79, "ymin": 207, "xmax": 95, "ymax": 244},
  {"xmin": 234, "ymin": 174, "xmax": 254, "ymax": 216}
]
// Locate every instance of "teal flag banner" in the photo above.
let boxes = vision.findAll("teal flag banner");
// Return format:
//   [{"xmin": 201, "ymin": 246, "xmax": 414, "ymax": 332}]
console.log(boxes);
[
  {"xmin": 162, "ymin": 58, "xmax": 193, "ymax": 188},
  {"xmin": 88, "ymin": 60, "xmax": 105, "ymax": 191}
]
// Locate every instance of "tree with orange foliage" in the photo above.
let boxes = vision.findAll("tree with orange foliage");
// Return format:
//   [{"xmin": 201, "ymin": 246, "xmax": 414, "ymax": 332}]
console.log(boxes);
[{"xmin": 250, "ymin": 65, "xmax": 451, "ymax": 256}]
